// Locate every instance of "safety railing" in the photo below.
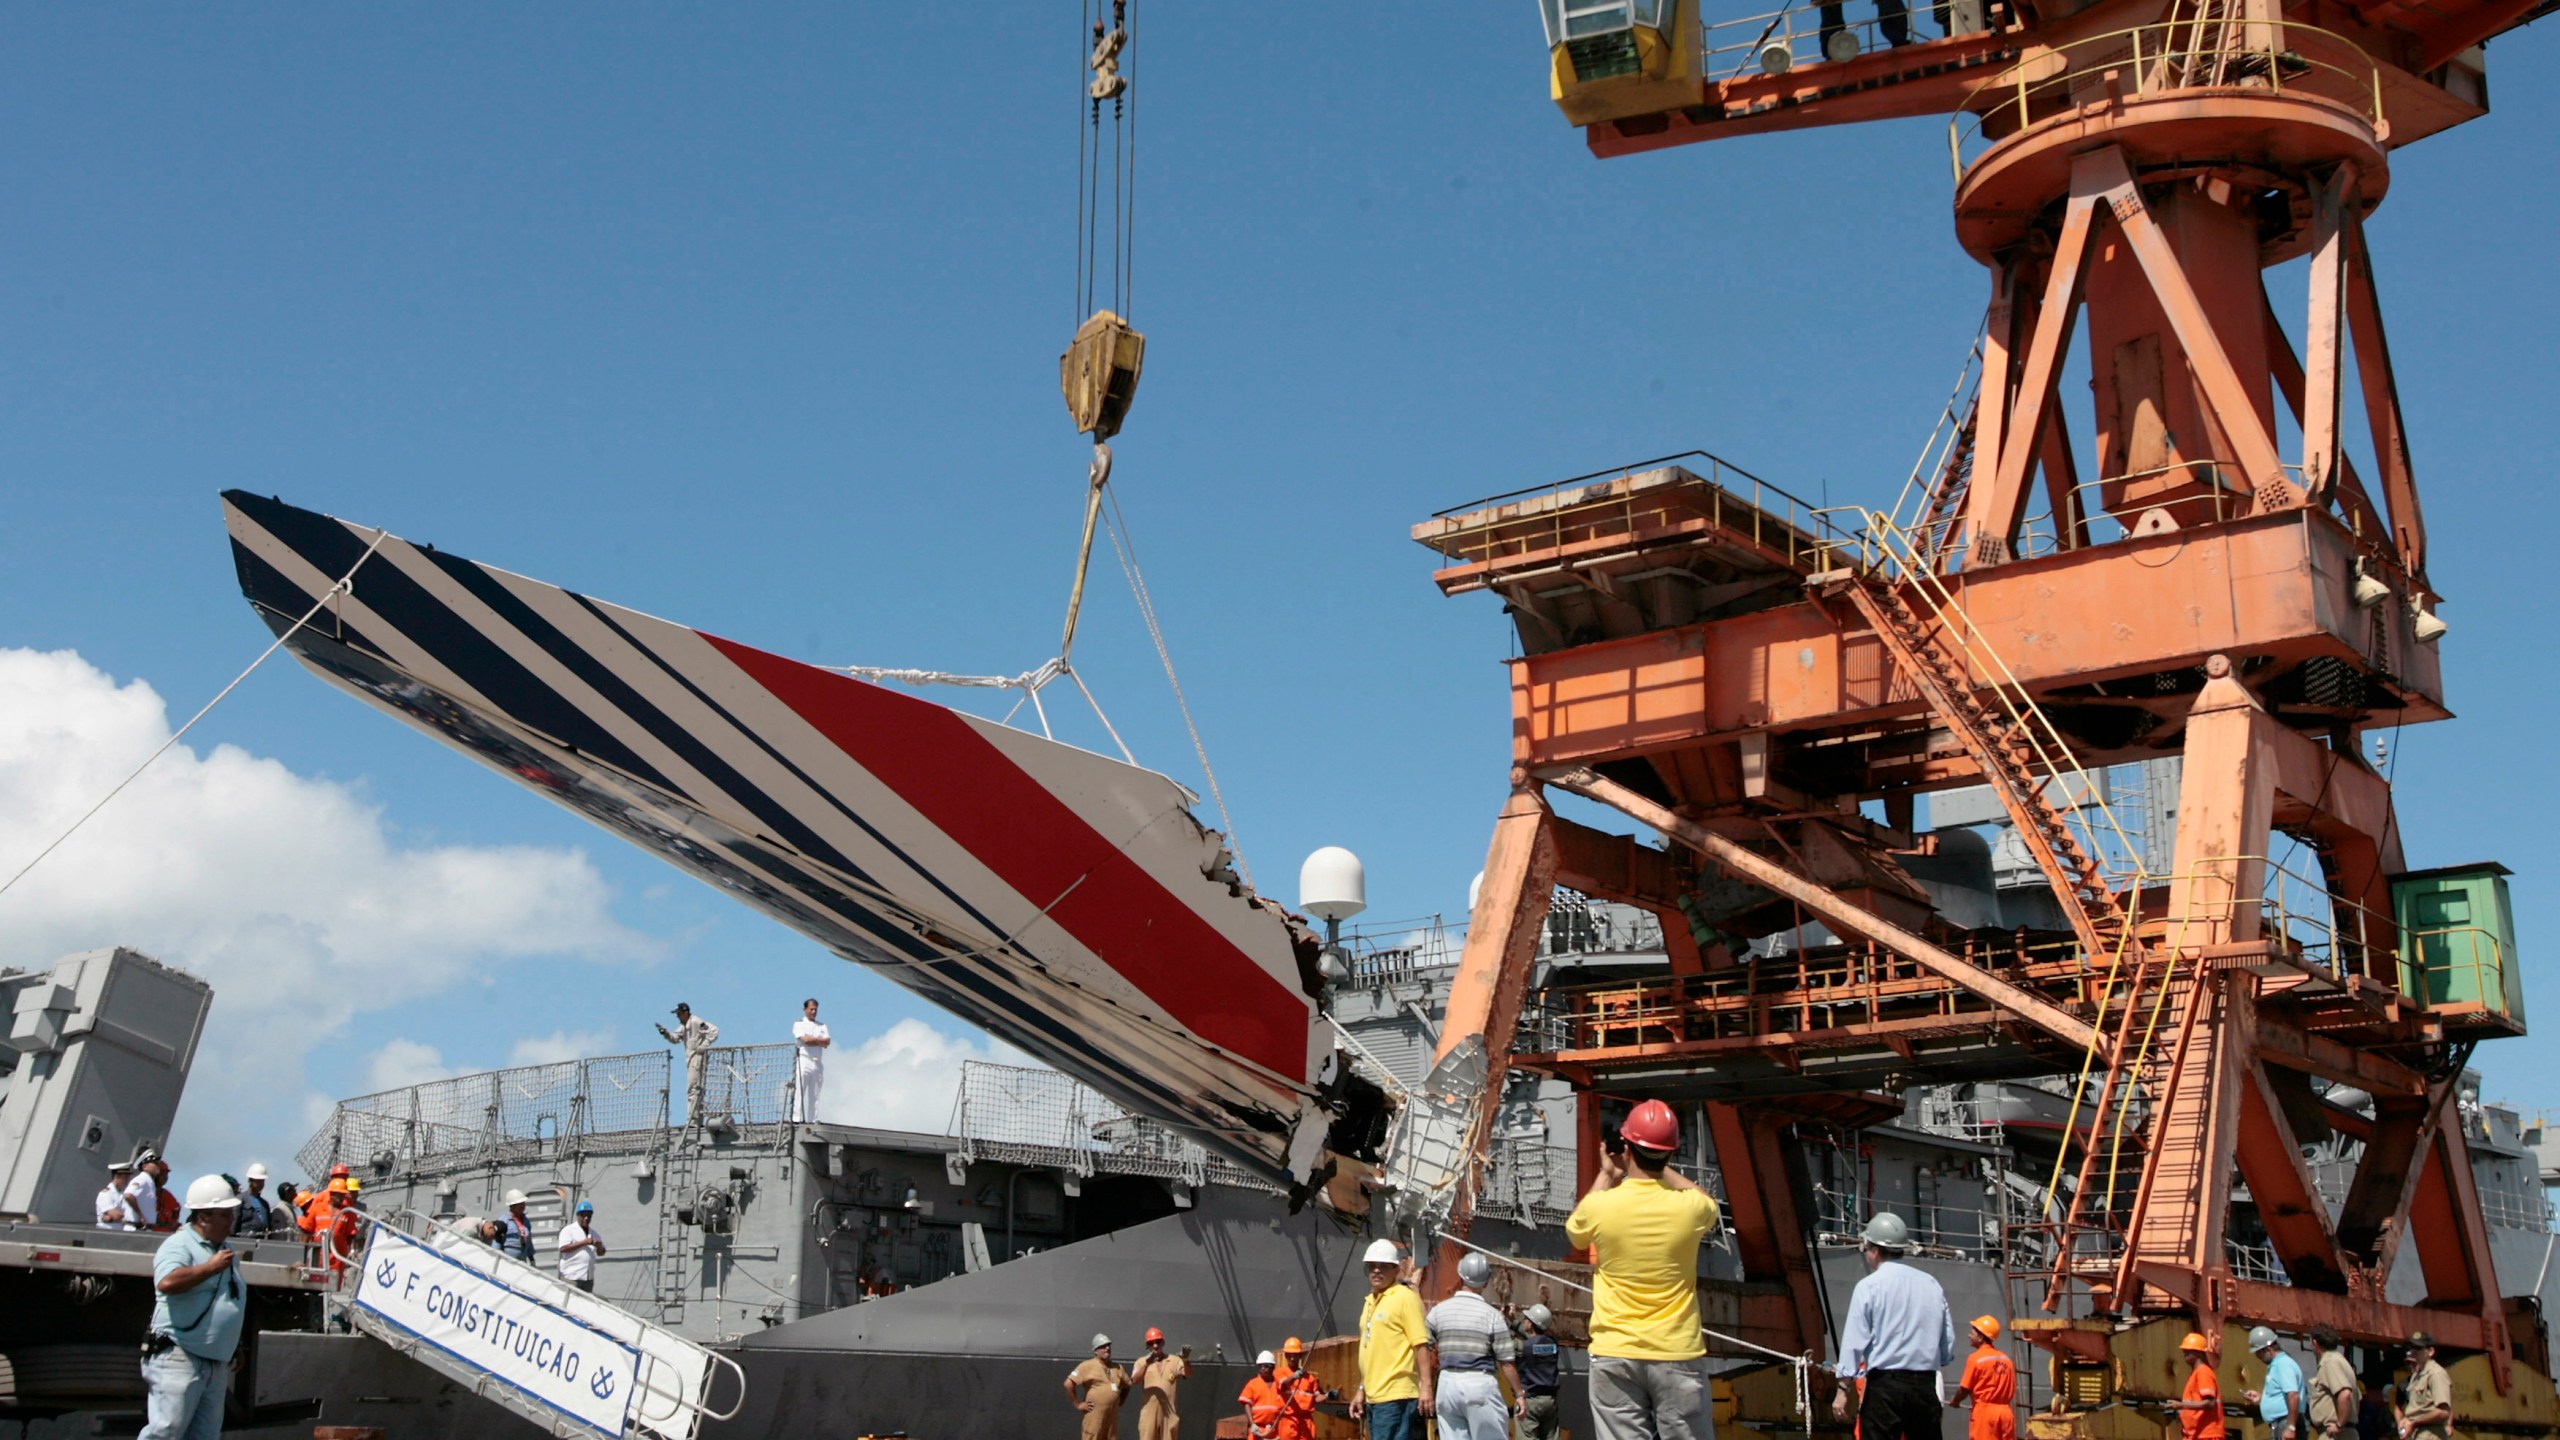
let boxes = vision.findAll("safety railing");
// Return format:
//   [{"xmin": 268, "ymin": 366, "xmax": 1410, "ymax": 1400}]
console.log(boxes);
[
  {"xmin": 1515, "ymin": 930, "xmax": 2120, "ymax": 1054},
  {"xmin": 1946, "ymin": 22, "xmax": 2387, "ymax": 180},
  {"xmin": 1422, "ymin": 449, "xmax": 1862, "ymax": 578},
  {"xmin": 2399, "ymin": 925, "xmax": 2519, "ymax": 1016},
  {"xmin": 951, "ymin": 1060, "xmax": 1280, "ymax": 1194},
  {"xmin": 1811, "ymin": 1182, "xmax": 2007, "ymax": 1261},
  {"xmin": 1882, "ymin": 335, "xmax": 1986, "ymax": 545},
  {"xmin": 1699, "ymin": 0, "xmax": 2008, "ymax": 84},
  {"xmin": 335, "ymin": 1205, "xmax": 744, "ymax": 1440},
  {"xmin": 301, "ymin": 1050, "xmax": 673, "ymax": 1184}
]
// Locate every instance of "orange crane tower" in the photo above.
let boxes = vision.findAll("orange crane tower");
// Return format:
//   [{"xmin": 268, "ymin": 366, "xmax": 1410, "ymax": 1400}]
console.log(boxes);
[{"xmin": 1407, "ymin": 0, "xmax": 2548, "ymax": 1423}]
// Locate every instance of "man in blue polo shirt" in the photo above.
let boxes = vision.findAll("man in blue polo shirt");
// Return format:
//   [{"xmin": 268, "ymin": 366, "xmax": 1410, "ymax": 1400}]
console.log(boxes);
[
  {"xmin": 141, "ymin": 1174, "xmax": 249, "ymax": 1440},
  {"xmin": 2243, "ymin": 1327, "xmax": 2305, "ymax": 1440}
]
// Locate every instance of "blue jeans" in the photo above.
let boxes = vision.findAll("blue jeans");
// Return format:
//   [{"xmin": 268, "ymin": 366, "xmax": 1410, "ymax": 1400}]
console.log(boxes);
[
  {"xmin": 1366, "ymin": 1396, "xmax": 1421, "ymax": 1440},
  {"xmin": 140, "ymin": 1347, "xmax": 227, "ymax": 1440}
]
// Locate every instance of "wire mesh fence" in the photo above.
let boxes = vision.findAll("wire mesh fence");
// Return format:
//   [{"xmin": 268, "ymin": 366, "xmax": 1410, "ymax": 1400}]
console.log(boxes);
[
  {"xmin": 297, "ymin": 1049, "xmax": 672, "ymax": 1182},
  {"xmin": 954, "ymin": 1060, "xmax": 1278, "ymax": 1193},
  {"xmin": 696, "ymin": 1043, "xmax": 797, "ymax": 1128}
]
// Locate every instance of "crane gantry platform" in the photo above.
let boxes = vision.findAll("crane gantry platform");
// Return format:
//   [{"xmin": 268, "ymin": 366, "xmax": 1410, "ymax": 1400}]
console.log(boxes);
[{"xmin": 1411, "ymin": 0, "xmax": 2550, "ymax": 1431}]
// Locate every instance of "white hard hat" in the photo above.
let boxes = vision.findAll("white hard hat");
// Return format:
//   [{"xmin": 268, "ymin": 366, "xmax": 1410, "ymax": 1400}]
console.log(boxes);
[
  {"xmin": 1861, "ymin": 1212, "xmax": 1911, "ymax": 1250},
  {"xmin": 505, "ymin": 1189, "xmax": 528, "ymax": 1206},
  {"xmin": 1457, "ymin": 1252, "xmax": 1492, "ymax": 1288},
  {"xmin": 1256, "ymin": 1350, "xmax": 1276, "ymax": 1365},
  {"xmin": 1092, "ymin": 1333, "xmax": 1112, "ymax": 1350},
  {"xmin": 245, "ymin": 1163, "xmax": 268, "ymax": 1181},
  {"xmin": 1362, "ymin": 1238, "xmax": 1402, "ymax": 1266},
  {"xmin": 183, "ymin": 1174, "xmax": 241, "ymax": 1211},
  {"xmin": 1524, "ymin": 1303, "xmax": 1554, "ymax": 1330}
]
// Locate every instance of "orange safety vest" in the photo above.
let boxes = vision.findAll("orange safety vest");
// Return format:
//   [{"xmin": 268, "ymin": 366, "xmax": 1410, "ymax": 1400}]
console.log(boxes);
[
  {"xmin": 1273, "ymin": 1365, "xmax": 1321, "ymax": 1440},
  {"xmin": 1239, "ymin": 1375, "xmax": 1287, "ymax": 1440},
  {"xmin": 1961, "ymin": 1346, "xmax": 2018, "ymax": 1440}
]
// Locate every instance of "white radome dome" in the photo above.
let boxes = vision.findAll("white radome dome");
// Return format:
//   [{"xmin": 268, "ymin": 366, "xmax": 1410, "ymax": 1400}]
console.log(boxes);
[{"xmin": 1299, "ymin": 846, "xmax": 1368, "ymax": 922}]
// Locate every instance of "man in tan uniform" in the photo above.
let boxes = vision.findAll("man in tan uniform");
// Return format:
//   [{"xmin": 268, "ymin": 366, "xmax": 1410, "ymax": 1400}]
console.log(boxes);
[
  {"xmin": 1066, "ymin": 1333, "xmax": 1133, "ymax": 1440},
  {"xmin": 2397, "ymin": 1333, "xmax": 2451, "ymax": 1440},
  {"xmin": 1131, "ymin": 1326, "xmax": 1190, "ymax": 1440},
  {"xmin": 2308, "ymin": 1326, "xmax": 2360, "ymax": 1440}
]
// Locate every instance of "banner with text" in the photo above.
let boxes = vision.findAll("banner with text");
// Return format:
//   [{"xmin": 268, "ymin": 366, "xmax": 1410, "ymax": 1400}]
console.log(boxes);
[{"xmin": 356, "ymin": 1226, "xmax": 641, "ymax": 1437}]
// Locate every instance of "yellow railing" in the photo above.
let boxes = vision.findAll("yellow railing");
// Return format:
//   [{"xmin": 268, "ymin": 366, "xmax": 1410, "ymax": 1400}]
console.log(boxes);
[
  {"xmin": 1945, "ymin": 21, "xmax": 2387, "ymax": 181},
  {"xmin": 2400, "ymin": 925, "xmax": 2517, "ymax": 1014}
]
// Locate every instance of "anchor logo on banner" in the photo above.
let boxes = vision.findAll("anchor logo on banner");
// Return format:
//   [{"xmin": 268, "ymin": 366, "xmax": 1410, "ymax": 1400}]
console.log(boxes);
[
  {"xmin": 590, "ymin": 1367, "xmax": 618, "ymax": 1401},
  {"xmin": 374, "ymin": 1258, "xmax": 398, "ymax": 1288}
]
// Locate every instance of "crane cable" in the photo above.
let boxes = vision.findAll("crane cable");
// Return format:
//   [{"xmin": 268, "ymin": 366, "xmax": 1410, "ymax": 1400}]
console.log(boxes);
[
  {"xmin": 1078, "ymin": 0, "xmax": 1136, "ymax": 326},
  {"xmin": 838, "ymin": 0, "xmax": 1252, "ymax": 892}
]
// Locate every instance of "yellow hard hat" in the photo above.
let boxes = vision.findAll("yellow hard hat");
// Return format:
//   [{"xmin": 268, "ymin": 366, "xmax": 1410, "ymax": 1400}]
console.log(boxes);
[
  {"xmin": 1971, "ymin": 1316, "xmax": 2001, "ymax": 1342},
  {"xmin": 2179, "ymin": 1333, "xmax": 2213, "ymax": 1355}
]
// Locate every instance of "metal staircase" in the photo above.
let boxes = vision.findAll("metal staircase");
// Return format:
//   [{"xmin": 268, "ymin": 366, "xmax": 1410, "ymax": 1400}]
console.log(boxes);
[{"xmin": 1830, "ymin": 556, "xmax": 2135, "ymax": 961}]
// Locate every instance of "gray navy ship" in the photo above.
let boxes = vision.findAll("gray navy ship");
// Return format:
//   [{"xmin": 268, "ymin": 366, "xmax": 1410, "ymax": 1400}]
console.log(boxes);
[{"xmin": 2, "ymin": 789, "xmax": 2553, "ymax": 1438}]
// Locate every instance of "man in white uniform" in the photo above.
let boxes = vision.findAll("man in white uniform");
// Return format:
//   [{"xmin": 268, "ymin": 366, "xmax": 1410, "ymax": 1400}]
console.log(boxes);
[
  {"xmin": 557, "ymin": 1199, "xmax": 604, "ymax": 1293},
  {"xmin": 790, "ymin": 998, "xmax": 831, "ymax": 1123},
  {"xmin": 98, "ymin": 1160, "xmax": 136, "ymax": 1229},
  {"xmin": 125, "ymin": 1150, "xmax": 168, "ymax": 1231}
]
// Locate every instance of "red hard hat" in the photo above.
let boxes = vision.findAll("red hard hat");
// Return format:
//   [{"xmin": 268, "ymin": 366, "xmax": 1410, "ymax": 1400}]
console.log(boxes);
[
  {"xmin": 1145, "ymin": 1327, "xmax": 1165, "ymax": 1343},
  {"xmin": 329, "ymin": 1164, "xmax": 352, "ymax": 1178},
  {"xmin": 1621, "ymin": 1099, "xmax": 1679, "ymax": 1152}
]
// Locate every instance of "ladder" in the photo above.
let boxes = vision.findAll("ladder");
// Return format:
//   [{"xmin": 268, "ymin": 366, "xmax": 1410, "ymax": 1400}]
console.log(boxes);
[{"xmin": 653, "ymin": 1137, "xmax": 698, "ymax": 1326}]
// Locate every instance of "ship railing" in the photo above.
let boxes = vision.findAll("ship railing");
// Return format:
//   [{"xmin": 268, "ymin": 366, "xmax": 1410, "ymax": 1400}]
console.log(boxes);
[
  {"xmin": 1947, "ymin": 22, "xmax": 2386, "ymax": 181},
  {"xmin": 953, "ymin": 1059, "xmax": 1281, "ymax": 1195},
  {"xmin": 1811, "ymin": 1183, "xmax": 2007, "ymax": 1262},
  {"xmin": 1907, "ymin": 1086, "xmax": 2006, "ymax": 1145},
  {"xmin": 1477, "ymin": 1141, "xmax": 1582, "ymax": 1225},
  {"xmin": 299, "ymin": 1048, "xmax": 674, "ymax": 1183}
]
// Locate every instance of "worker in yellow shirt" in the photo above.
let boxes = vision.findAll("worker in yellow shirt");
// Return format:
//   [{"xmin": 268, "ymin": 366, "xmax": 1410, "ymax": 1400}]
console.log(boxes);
[
  {"xmin": 1348, "ymin": 1238, "xmax": 1427, "ymax": 1440},
  {"xmin": 1564, "ymin": 1099, "xmax": 1722, "ymax": 1440}
]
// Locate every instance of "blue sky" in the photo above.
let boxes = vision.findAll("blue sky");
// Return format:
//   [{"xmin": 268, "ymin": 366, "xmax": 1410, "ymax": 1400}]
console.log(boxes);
[{"xmin": 2, "ymin": 6, "xmax": 2554, "ymax": 1174}]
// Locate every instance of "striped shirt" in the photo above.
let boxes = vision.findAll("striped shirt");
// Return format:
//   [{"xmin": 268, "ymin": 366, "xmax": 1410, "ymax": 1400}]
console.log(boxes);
[{"xmin": 1424, "ymin": 1290, "xmax": 1518, "ymax": 1375}]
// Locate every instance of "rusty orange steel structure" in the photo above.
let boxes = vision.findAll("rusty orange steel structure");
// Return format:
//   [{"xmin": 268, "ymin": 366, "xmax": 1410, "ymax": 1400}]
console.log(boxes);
[{"xmin": 1416, "ymin": 0, "xmax": 2547, "ymax": 1399}]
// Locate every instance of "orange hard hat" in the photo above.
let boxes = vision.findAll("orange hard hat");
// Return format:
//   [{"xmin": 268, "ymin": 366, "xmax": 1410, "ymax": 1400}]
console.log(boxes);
[
  {"xmin": 2179, "ymin": 1333, "xmax": 2213, "ymax": 1355},
  {"xmin": 1972, "ymin": 1316, "xmax": 2001, "ymax": 1342},
  {"xmin": 1620, "ymin": 1099, "xmax": 1679, "ymax": 1152},
  {"xmin": 1283, "ymin": 1337, "xmax": 1305, "ymax": 1354},
  {"xmin": 1145, "ymin": 1327, "xmax": 1165, "ymax": 1343}
]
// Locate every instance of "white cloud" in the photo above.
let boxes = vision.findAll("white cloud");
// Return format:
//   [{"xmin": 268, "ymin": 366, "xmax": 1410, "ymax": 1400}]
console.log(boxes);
[
  {"xmin": 812, "ymin": 1017, "xmax": 1036, "ymax": 1135},
  {"xmin": 366, "ymin": 1038, "xmax": 457, "ymax": 1092},
  {"xmin": 508, "ymin": 1030, "xmax": 618, "ymax": 1067},
  {"xmin": 0, "ymin": 647, "xmax": 653, "ymax": 1189}
]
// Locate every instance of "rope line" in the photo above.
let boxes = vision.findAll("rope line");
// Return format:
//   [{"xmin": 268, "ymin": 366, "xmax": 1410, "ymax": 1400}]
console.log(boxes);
[
  {"xmin": 1102, "ymin": 485, "xmax": 1253, "ymax": 891},
  {"xmin": 0, "ymin": 529, "xmax": 389, "ymax": 903},
  {"xmin": 1432, "ymin": 1227, "xmax": 1820, "ymax": 1436}
]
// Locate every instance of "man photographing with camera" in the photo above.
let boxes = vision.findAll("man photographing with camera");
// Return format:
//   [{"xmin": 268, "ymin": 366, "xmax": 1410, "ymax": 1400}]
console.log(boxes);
[{"xmin": 1564, "ymin": 1100, "xmax": 1721, "ymax": 1440}]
